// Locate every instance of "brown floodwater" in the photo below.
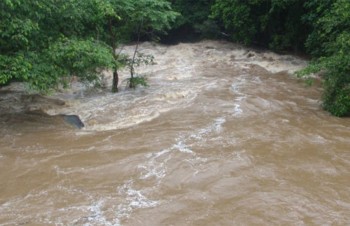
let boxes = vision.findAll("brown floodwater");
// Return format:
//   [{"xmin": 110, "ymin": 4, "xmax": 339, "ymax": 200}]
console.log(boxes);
[{"xmin": 0, "ymin": 41, "xmax": 349, "ymax": 225}]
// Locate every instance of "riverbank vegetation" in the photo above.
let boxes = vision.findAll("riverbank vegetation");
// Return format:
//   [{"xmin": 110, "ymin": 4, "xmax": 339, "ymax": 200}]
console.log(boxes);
[
  {"xmin": 211, "ymin": 0, "xmax": 349, "ymax": 116},
  {"xmin": 0, "ymin": 0, "xmax": 177, "ymax": 93},
  {"xmin": 0, "ymin": 0, "xmax": 349, "ymax": 116}
]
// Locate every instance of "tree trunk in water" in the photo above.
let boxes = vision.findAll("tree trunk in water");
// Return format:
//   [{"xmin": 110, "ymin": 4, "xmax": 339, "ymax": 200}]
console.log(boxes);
[
  {"xmin": 112, "ymin": 69, "xmax": 119, "ymax": 93},
  {"xmin": 129, "ymin": 19, "xmax": 143, "ymax": 89},
  {"xmin": 129, "ymin": 42, "xmax": 138, "ymax": 89},
  {"xmin": 109, "ymin": 18, "xmax": 119, "ymax": 93},
  {"xmin": 129, "ymin": 66, "xmax": 135, "ymax": 89}
]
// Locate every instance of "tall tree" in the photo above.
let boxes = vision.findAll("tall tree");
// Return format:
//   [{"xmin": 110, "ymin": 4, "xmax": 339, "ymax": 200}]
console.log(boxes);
[
  {"xmin": 0, "ymin": 0, "xmax": 177, "ymax": 93},
  {"xmin": 103, "ymin": 0, "xmax": 178, "ymax": 92},
  {"xmin": 0, "ymin": 0, "xmax": 115, "ymax": 92}
]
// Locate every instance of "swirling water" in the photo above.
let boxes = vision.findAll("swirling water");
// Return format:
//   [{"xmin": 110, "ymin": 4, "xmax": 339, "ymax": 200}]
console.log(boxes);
[{"xmin": 0, "ymin": 41, "xmax": 350, "ymax": 225}]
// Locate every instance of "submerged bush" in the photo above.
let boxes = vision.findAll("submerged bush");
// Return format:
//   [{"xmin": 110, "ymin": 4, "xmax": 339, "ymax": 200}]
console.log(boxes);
[{"xmin": 128, "ymin": 76, "xmax": 148, "ymax": 89}]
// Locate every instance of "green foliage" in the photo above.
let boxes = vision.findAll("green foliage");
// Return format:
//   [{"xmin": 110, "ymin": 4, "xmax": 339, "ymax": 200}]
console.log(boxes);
[
  {"xmin": 128, "ymin": 76, "xmax": 148, "ymax": 89},
  {"xmin": 302, "ymin": 0, "xmax": 333, "ymax": 56},
  {"xmin": 134, "ymin": 0, "xmax": 178, "ymax": 33},
  {"xmin": 211, "ymin": 0, "xmax": 257, "ymax": 44},
  {"xmin": 171, "ymin": 0, "xmax": 214, "ymax": 28},
  {"xmin": 107, "ymin": 0, "xmax": 177, "ymax": 91},
  {"xmin": 122, "ymin": 52, "xmax": 153, "ymax": 89},
  {"xmin": 0, "ymin": 0, "xmax": 178, "ymax": 93},
  {"xmin": 193, "ymin": 19, "xmax": 221, "ymax": 39},
  {"xmin": 25, "ymin": 52, "xmax": 66, "ymax": 92},
  {"xmin": 211, "ymin": 0, "xmax": 349, "ymax": 116},
  {"xmin": 0, "ymin": 0, "xmax": 39, "ymax": 52},
  {"xmin": 122, "ymin": 53, "xmax": 154, "ymax": 68},
  {"xmin": 2, "ymin": 0, "xmax": 347, "ymax": 116},
  {"xmin": 0, "ymin": 0, "xmax": 115, "ymax": 92},
  {"xmin": 298, "ymin": 0, "xmax": 350, "ymax": 116},
  {"xmin": 211, "ymin": 0, "xmax": 308, "ymax": 51},
  {"xmin": 108, "ymin": 0, "xmax": 179, "ymax": 42},
  {"xmin": 299, "ymin": 51, "xmax": 350, "ymax": 117},
  {"xmin": 167, "ymin": 0, "xmax": 218, "ymax": 39},
  {"xmin": 0, "ymin": 54, "xmax": 31, "ymax": 85},
  {"xmin": 48, "ymin": 39, "xmax": 114, "ymax": 83}
]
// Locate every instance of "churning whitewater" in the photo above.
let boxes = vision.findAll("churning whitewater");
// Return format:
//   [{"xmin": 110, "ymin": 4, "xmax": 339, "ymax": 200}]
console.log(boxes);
[{"xmin": 0, "ymin": 40, "xmax": 350, "ymax": 225}]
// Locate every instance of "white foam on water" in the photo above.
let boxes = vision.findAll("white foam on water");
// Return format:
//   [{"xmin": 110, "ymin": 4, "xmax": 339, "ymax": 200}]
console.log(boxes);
[
  {"xmin": 53, "ymin": 165, "xmax": 87, "ymax": 175},
  {"xmin": 231, "ymin": 150, "xmax": 253, "ymax": 168},
  {"xmin": 135, "ymin": 116, "xmax": 227, "ymax": 195},
  {"xmin": 311, "ymin": 134, "xmax": 328, "ymax": 144},
  {"xmin": 5, "ymin": 40, "xmax": 350, "ymax": 226},
  {"xmin": 138, "ymin": 141, "xmax": 194, "ymax": 182},
  {"xmin": 172, "ymin": 140, "xmax": 194, "ymax": 154},
  {"xmin": 138, "ymin": 140, "xmax": 195, "ymax": 181},
  {"xmin": 226, "ymin": 47, "xmax": 308, "ymax": 74},
  {"xmin": 139, "ymin": 152, "xmax": 172, "ymax": 180},
  {"xmin": 11, "ymin": 181, "xmax": 158, "ymax": 225},
  {"xmin": 230, "ymin": 76, "xmax": 247, "ymax": 93},
  {"xmin": 214, "ymin": 117, "xmax": 226, "ymax": 132},
  {"xmin": 233, "ymin": 99, "xmax": 244, "ymax": 116},
  {"xmin": 137, "ymin": 116, "xmax": 226, "ymax": 187},
  {"xmin": 190, "ymin": 117, "xmax": 226, "ymax": 141},
  {"xmin": 145, "ymin": 148, "xmax": 171, "ymax": 159},
  {"xmin": 87, "ymin": 110, "xmax": 162, "ymax": 131},
  {"xmin": 230, "ymin": 75, "xmax": 251, "ymax": 116},
  {"xmin": 48, "ymin": 85, "xmax": 200, "ymax": 132},
  {"xmin": 116, "ymin": 180, "xmax": 159, "ymax": 220},
  {"xmin": 84, "ymin": 200, "xmax": 121, "ymax": 226},
  {"xmin": 248, "ymin": 55, "xmax": 307, "ymax": 74},
  {"xmin": 36, "ymin": 41, "xmax": 210, "ymax": 132}
]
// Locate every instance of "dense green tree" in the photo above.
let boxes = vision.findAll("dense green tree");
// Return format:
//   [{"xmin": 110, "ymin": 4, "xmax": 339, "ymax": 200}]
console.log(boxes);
[
  {"xmin": 105, "ymin": 0, "xmax": 178, "ymax": 91},
  {"xmin": 299, "ymin": 0, "xmax": 350, "ymax": 116},
  {"xmin": 1, "ymin": 0, "xmax": 348, "ymax": 116},
  {"xmin": 302, "ymin": 0, "xmax": 334, "ymax": 57},
  {"xmin": 0, "ymin": 0, "xmax": 115, "ymax": 92},
  {"xmin": 0, "ymin": 0, "xmax": 177, "ymax": 93},
  {"xmin": 211, "ymin": 0, "xmax": 308, "ymax": 51},
  {"xmin": 164, "ymin": 0, "xmax": 218, "ymax": 42}
]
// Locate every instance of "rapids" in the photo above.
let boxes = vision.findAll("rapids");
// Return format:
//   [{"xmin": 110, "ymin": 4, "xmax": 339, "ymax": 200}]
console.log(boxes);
[{"xmin": 0, "ymin": 40, "xmax": 350, "ymax": 225}]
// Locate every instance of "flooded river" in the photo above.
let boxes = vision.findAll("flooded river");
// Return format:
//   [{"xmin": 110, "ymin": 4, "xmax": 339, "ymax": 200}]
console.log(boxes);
[{"xmin": 0, "ymin": 40, "xmax": 350, "ymax": 225}]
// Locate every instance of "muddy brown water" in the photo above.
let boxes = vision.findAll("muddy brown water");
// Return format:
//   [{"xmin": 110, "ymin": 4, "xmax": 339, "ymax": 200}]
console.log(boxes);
[{"xmin": 0, "ymin": 41, "xmax": 350, "ymax": 225}]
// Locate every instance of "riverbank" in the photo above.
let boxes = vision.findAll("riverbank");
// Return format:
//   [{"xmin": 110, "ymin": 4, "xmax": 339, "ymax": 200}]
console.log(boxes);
[{"xmin": 0, "ymin": 40, "xmax": 310, "ymax": 130}]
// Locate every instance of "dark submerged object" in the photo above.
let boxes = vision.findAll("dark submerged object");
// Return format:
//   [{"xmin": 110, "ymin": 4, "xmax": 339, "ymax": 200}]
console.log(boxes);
[{"xmin": 61, "ymin": 114, "xmax": 85, "ymax": 129}]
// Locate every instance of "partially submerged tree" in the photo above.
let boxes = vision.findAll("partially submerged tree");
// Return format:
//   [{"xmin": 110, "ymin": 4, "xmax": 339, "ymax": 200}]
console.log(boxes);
[
  {"xmin": 0, "ymin": 0, "xmax": 115, "ymax": 92},
  {"xmin": 0, "ymin": 0, "xmax": 177, "ymax": 93},
  {"xmin": 110, "ymin": 0, "xmax": 178, "ymax": 90}
]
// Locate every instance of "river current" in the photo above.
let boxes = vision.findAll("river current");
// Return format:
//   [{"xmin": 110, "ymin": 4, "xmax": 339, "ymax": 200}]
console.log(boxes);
[{"xmin": 0, "ymin": 40, "xmax": 350, "ymax": 225}]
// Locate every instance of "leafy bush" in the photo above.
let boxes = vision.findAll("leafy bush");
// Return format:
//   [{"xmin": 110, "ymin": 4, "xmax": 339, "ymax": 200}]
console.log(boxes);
[
  {"xmin": 128, "ymin": 76, "xmax": 148, "ymax": 89},
  {"xmin": 298, "ymin": 0, "xmax": 350, "ymax": 116},
  {"xmin": 0, "ymin": 0, "xmax": 178, "ymax": 93}
]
